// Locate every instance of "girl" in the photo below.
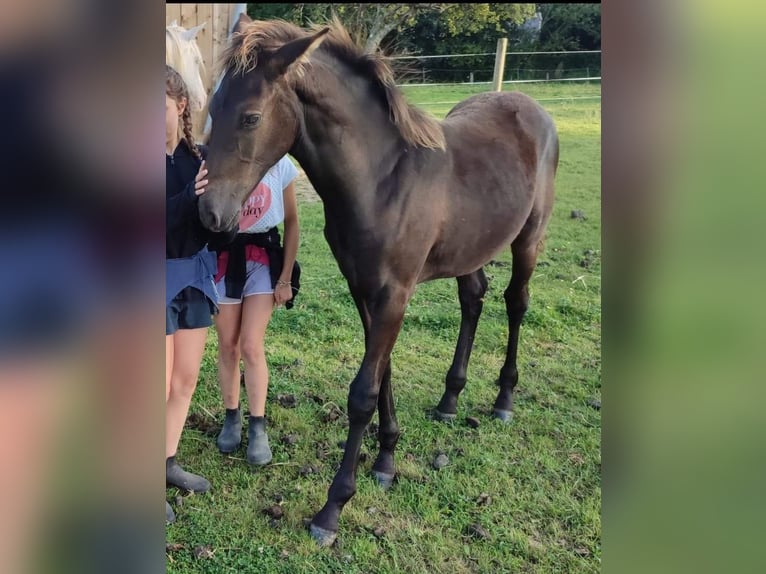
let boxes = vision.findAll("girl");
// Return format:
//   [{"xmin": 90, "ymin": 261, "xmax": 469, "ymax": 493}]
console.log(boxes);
[
  {"xmin": 210, "ymin": 155, "xmax": 299, "ymax": 466},
  {"xmin": 165, "ymin": 65, "xmax": 235, "ymax": 523}
]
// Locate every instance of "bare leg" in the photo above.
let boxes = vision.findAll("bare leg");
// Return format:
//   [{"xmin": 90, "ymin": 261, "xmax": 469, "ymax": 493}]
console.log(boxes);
[
  {"xmin": 239, "ymin": 294, "xmax": 274, "ymax": 417},
  {"xmin": 165, "ymin": 328, "xmax": 208, "ymax": 458},
  {"xmin": 166, "ymin": 335, "xmax": 174, "ymax": 402},
  {"xmin": 435, "ymin": 269, "xmax": 488, "ymax": 420},
  {"xmin": 214, "ymin": 304, "xmax": 243, "ymax": 410},
  {"xmin": 310, "ymin": 284, "xmax": 409, "ymax": 546}
]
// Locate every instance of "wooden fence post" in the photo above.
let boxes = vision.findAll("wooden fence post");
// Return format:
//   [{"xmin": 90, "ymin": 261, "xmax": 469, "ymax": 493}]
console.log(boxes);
[{"xmin": 492, "ymin": 38, "xmax": 508, "ymax": 92}]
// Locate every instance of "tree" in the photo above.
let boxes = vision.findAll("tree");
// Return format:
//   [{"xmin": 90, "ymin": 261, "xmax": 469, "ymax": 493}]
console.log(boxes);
[
  {"xmin": 538, "ymin": 4, "xmax": 601, "ymax": 51},
  {"xmin": 393, "ymin": 4, "xmax": 538, "ymax": 83},
  {"xmin": 439, "ymin": 3, "xmax": 535, "ymax": 36},
  {"xmin": 246, "ymin": 4, "xmax": 439, "ymax": 53},
  {"xmin": 247, "ymin": 3, "xmax": 536, "ymax": 55}
]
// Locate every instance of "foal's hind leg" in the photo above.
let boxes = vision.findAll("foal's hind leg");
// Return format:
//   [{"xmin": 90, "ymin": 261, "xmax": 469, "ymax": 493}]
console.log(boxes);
[
  {"xmin": 494, "ymin": 240, "xmax": 539, "ymax": 422},
  {"xmin": 435, "ymin": 269, "xmax": 488, "ymax": 420},
  {"xmin": 371, "ymin": 361, "xmax": 398, "ymax": 489}
]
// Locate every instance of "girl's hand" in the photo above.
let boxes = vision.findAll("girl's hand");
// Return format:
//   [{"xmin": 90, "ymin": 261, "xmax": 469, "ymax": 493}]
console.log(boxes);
[
  {"xmin": 194, "ymin": 160, "xmax": 208, "ymax": 196},
  {"xmin": 273, "ymin": 281, "xmax": 293, "ymax": 307}
]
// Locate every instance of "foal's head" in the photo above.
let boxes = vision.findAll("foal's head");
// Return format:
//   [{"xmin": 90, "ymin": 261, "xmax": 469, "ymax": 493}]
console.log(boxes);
[
  {"xmin": 199, "ymin": 14, "xmax": 445, "ymax": 232},
  {"xmin": 199, "ymin": 15, "xmax": 328, "ymax": 232}
]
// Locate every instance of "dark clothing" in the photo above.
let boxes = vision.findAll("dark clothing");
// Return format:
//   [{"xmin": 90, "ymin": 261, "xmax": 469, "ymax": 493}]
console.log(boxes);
[
  {"xmin": 209, "ymin": 228, "xmax": 301, "ymax": 310},
  {"xmin": 165, "ymin": 246, "xmax": 219, "ymax": 334},
  {"xmin": 165, "ymin": 247, "xmax": 219, "ymax": 308},
  {"xmin": 166, "ymin": 139, "xmax": 236, "ymax": 332},
  {"xmin": 166, "ymin": 140, "xmax": 235, "ymax": 258},
  {"xmin": 166, "ymin": 287, "xmax": 216, "ymax": 335}
]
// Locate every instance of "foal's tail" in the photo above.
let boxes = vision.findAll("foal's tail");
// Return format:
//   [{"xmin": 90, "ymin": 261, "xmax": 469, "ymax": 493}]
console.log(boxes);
[{"xmin": 529, "ymin": 108, "xmax": 559, "ymax": 252}]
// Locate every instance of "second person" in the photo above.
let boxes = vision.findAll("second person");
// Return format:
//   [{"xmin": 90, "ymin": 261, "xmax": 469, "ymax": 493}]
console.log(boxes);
[{"xmin": 209, "ymin": 155, "xmax": 300, "ymax": 465}]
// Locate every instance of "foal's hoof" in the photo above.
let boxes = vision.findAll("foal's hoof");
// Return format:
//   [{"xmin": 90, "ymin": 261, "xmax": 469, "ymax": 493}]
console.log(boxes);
[
  {"xmin": 371, "ymin": 470, "xmax": 395, "ymax": 491},
  {"xmin": 309, "ymin": 523, "xmax": 338, "ymax": 548},
  {"xmin": 493, "ymin": 409, "xmax": 514, "ymax": 423},
  {"xmin": 433, "ymin": 409, "xmax": 457, "ymax": 422}
]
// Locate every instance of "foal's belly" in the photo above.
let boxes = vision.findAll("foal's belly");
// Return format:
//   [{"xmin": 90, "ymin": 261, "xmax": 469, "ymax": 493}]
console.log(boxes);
[{"xmin": 420, "ymin": 203, "xmax": 530, "ymax": 281}]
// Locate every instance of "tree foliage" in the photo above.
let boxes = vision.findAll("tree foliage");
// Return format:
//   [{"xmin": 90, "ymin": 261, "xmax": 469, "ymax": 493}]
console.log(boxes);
[
  {"xmin": 538, "ymin": 4, "xmax": 601, "ymax": 51},
  {"xmin": 439, "ymin": 4, "xmax": 535, "ymax": 36},
  {"xmin": 247, "ymin": 4, "xmax": 537, "ymax": 54},
  {"xmin": 244, "ymin": 4, "xmax": 600, "ymax": 82}
]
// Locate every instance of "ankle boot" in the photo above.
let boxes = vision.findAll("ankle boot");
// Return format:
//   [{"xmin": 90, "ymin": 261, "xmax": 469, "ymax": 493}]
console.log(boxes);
[
  {"xmin": 166, "ymin": 501, "xmax": 176, "ymax": 524},
  {"xmin": 247, "ymin": 416, "xmax": 272, "ymax": 466},
  {"xmin": 166, "ymin": 456, "xmax": 211, "ymax": 493},
  {"xmin": 217, "ymin": 406, "xmax": 242, "ymax": 453}
]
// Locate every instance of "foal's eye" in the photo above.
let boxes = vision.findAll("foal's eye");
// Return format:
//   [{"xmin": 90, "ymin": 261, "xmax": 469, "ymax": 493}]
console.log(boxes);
[{"xmin": 241, "ymin": 113, "xmax": 261, "ymax": 128}]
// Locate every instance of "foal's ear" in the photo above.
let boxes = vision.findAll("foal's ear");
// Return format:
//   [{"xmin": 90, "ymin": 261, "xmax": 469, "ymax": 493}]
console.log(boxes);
[
  {"xmin": 269, "ymin": 28, "xmax": 330, "ymax": 78},
  {"xmin": 233, "ymin": 12, "xmax": 252, "ymax": 34}
]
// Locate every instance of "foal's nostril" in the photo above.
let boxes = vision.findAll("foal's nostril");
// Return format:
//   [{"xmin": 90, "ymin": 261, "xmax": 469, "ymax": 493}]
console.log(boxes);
[
  {"xmin": 200, "ymin": 206, "xmax": 222, "ymax": 231},
  {"xmin": 210, "ymin": 211, "xmax": 222, "ymax": 230}
]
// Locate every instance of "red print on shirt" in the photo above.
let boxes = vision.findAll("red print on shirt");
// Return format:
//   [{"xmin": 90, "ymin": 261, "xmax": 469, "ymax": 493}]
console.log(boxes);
[{"xmin": 239, "ymin": 182, "xmax": 272, "ymax": 231}]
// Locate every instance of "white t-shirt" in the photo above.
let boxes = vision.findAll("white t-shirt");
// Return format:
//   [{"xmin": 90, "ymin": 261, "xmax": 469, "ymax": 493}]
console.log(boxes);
[{"xmin": 237, "ymin": 156, "xmax": 299, "ymax": 233}]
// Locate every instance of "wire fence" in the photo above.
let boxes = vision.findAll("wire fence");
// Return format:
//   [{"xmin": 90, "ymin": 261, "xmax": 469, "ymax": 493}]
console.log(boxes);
[
  {"xmin": 392, "ymin": 49, "xmax": 601, "ymax": 86},
  {"xmin": 392, "ymin": 50, "xmax": 602, "ymax": 110}
]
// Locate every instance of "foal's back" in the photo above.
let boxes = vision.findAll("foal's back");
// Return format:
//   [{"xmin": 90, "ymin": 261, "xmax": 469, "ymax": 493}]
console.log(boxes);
[{"xmin": 421, "ymin": 92, "xmax": 558, "ymax": 280}]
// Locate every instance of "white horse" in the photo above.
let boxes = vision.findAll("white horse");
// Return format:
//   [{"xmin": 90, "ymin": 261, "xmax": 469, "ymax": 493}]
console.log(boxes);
[{"xmin": 166, "ymin": 20, "xmax": 207, "ymax": 113}]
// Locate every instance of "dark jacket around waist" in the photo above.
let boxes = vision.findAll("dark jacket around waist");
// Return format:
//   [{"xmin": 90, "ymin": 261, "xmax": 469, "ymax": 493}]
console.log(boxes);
[
  {"xmin": 208, "ymin": 227, "xmax": 301, "ymax": 310},
  {"xmin": 166, "ymin": 248, "xmax": 219, "ymax": 308}
]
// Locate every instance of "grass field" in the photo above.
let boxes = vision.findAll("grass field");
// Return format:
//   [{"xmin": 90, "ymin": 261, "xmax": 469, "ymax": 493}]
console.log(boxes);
[{"xmin": 166, "ymin": 81, "xmax": 601, "ymax": 573}]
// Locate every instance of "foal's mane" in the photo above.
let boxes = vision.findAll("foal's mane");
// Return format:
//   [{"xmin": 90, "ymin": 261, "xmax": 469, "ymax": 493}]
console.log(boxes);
[{"xmin": 219, "ymin": 18, "xmax": 446, "ymax": 150}]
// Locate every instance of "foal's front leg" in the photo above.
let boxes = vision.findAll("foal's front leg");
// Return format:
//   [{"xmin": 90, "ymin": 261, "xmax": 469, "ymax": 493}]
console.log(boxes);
[{"xmin": 309, "ymin": 285, "xmax": 408, "ymax": 547}]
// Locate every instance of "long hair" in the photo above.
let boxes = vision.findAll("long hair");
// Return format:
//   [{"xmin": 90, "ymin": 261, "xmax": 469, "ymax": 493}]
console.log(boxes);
[{"xmin": 166, "ymin": 65, "xmax": 201, "ymax": 160}]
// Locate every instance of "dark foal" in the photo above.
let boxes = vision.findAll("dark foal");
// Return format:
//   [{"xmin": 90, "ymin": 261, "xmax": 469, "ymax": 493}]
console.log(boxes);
[{"xmin": 199, "ymin": 15, "xmax": 559, "ymax": 546}]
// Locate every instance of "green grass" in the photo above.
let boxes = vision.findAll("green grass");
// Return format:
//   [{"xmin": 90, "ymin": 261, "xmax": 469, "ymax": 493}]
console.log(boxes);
[{"xmin": 167, "ymin": 81, "xmax": 601, "ymax": 573}]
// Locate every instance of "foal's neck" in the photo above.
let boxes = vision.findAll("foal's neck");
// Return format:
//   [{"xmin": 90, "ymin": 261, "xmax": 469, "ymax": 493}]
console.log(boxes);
[{"xmin": 291, "ymin": 65, "xmax": 406, "ymax": 217}]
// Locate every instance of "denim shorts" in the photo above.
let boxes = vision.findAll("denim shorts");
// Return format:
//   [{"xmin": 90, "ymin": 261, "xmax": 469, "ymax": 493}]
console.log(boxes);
[
  {"xmin": 166, "ymin": 287, "xmax": 216, "ymax": 335},
  {"xmin": 215, "ymin": 260, "xmax": 273, "ymax": 304}
]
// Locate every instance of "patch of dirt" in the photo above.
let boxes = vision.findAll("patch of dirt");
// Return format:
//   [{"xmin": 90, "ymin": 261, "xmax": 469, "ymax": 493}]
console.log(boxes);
[
  {"xmin": 299, "ymin": 464, "xmax": 318, "ymax": 476},
  {"xmin": 476, "ymin": 493, "xmax": 492, "ymax": 506},
  {"xmin": 185, "ymin": 412, "xmax": 218, "ymax": 437},
  {"xmin": 193, "ymin": 545, "xmax": 214, "ymax": 559},
  {"xmin": 277, "ymin": 393, "xmax": 298, "ymax": 409},
  {"xmin": 465, "ymin": 523, "xmax": 490, "ymax": 540},
  {"xmin": 321, "ymin": 403, "xmax": 345, "ymax": 423},
  {"xmin": 432, "ymin": 453, "xmax": 450, "ymax": 470},
  {"xmin": 264, "ymin": 504, "xmax": 284, "ymax": 519},
  {"xmin": 281, "ymin": 434, "xmax": 299, "ymax": 446},
  {"xmin": 294, "ymin": 170, "xmax": 321, "ymax": 204}
]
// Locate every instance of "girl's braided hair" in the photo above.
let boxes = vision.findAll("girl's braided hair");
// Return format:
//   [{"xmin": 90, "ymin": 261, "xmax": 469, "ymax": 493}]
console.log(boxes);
[{"xmin": 166, "ymin": 64, "xmax": 202, "ymax": 160}]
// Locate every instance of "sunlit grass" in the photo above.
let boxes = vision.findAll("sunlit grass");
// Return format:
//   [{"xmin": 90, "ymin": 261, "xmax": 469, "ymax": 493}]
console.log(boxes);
[{"xmin": 167, "ymin": 82, "xmax": 601, "ymax": 573}]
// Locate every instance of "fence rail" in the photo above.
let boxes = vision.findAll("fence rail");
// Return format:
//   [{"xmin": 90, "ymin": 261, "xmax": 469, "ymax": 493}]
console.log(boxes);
[
  {"xmin": 396, "ymin": 76, "xmax": 601, "ymax": 88},
  {"xmin": 410, "ymin": 95, "xmax": 602, "ymax": 107},
  {"xmin": 390, "ymin": 49, "xmax": 601, "ymax": 61},
  {"xmin": 391, "ymin": 46, "xmax": 600, "ymax": 86}
]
